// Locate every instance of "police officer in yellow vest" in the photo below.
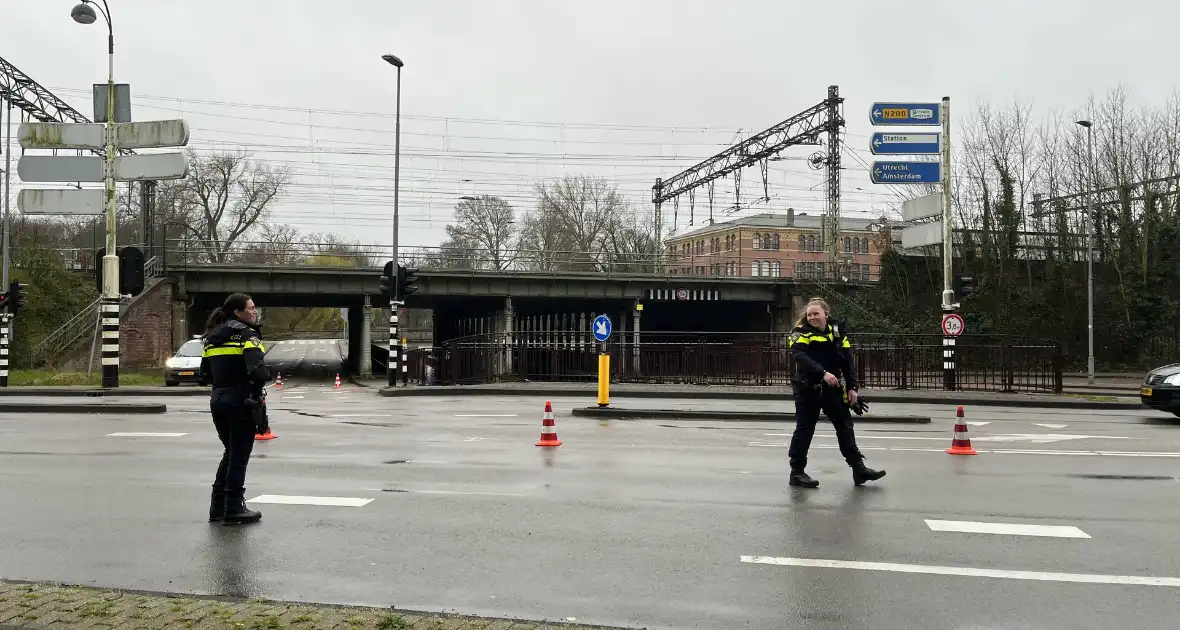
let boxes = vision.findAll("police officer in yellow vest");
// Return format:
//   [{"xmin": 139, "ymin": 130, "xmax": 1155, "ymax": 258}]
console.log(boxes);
[
  {"xmin": 198, "ymin": 292, "xmax": 270, "ymax": 525},
  {"xmin": 787, "ymin": 297, "xmax": 885, "ymax": 489}
]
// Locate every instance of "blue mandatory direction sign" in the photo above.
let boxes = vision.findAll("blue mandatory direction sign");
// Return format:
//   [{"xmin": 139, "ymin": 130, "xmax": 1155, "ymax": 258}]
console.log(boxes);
[
  {"xmin": 592, "ymin": 314, "xmax": 613, "ymax": 342},
  {"xmin": 870, "ymin": 102, "xmax": 941, "ymax": 126},
  {"xmin": 871, "ymin": 161, "xmax": 942, "ymax": 184},
  {"xmin": 871, "ymin": 132, "xmax": 941, "ymax": 155}
]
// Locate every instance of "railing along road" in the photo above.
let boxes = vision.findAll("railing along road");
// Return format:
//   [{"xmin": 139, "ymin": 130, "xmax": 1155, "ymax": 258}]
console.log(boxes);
[{"xmin": 402, "ymin": 331, "xmax": 1064, "ymax": 394}]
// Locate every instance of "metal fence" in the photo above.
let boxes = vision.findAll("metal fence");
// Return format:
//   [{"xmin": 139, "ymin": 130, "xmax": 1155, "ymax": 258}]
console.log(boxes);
[
  {"xmin": 158, "ymin": 240, "xmax": 881, "ymax": 282},
  {"xmin": 403, "ymin": 331, "xmax": 1064, "ymax": 393}
]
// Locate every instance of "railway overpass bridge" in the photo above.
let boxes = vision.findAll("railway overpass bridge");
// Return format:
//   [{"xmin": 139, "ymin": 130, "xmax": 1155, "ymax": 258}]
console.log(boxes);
[{"xmin": 152, "ymin": 245, "xmax": 876, "ymax": 375}]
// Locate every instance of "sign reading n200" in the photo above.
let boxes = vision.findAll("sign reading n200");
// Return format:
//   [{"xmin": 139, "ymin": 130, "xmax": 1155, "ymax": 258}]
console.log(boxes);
[{"xmin": 870, "ymin": 103, "xmax": 941, "ymax": 126}]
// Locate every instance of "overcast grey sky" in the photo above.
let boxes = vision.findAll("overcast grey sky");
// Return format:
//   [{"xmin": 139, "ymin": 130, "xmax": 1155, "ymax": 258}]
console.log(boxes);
[{"xmin": 3, "ymin": 0, "xmax": 1174, "ymax": 251}]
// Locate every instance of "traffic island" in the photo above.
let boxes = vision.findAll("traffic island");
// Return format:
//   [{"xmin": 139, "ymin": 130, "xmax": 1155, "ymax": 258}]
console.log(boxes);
[
  {"xmin": 0, "ymin": 580, "xmax": 626, "ymax": 630},
  {"xmin": 570, "ymin": 406, "xmax": 932, "ymax": 423},
  {"xmin": 0, "ymin": 402, "xmax": 167, "ymax": 414}
]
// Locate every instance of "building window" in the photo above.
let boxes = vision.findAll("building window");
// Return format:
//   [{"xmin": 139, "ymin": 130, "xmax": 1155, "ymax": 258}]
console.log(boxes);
[
  {"xmin": 753, "ymin": 233, "xmax": 762, "ymax": 250},
  {"xmin": 798, "ymin": 235, "xmax": 806, "ymax": 251},
  {"xmin": 806, "ymin": 234, "xmax": 816, "ymax": 252},
  {"xmin": 750, "ymin": 260, "xmax": 760, "ymax": 277},
  {"xmin": 862, "ymin": 238, "xmax": 870, "ymax": 253},
  {"xmin": 844, "ymin": 237, "xmax": 852, "ymax": 253},
  {"xmin": 771, "ymin": 261, "xmax": 781, "ymax": 277},
  {"xmin": 760, "ymin": 261, "xmax": 771, "ymax": 277},
  {"xmin": 771, "ymin": 233, "xmax": 781, "ymax": 250}
]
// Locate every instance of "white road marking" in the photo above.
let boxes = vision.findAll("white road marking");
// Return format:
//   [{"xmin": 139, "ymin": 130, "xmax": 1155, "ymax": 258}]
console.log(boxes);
[
  {"xmin": 408, "ymin": 489, "xmax": 525, "ymax": 497},
  {"xmin": 765, "ymin": 433, "xmax": 1133, "ymax": 444},
  {"xmin": 107, "ymin": 432, "xmax": 188, "ymax": 437},
  {"xmin": 247, "ymin": 494, "xmax": 373, "ymax": 507},
  {"xmin": 748, "ymin": 443, "xmax": 1180, "ymax": 458},
  {"xmin": 925, "ymin": 519, "xmax": 1090, "ymax": 539},
  {"xmin": 1033, "ymin": 423, "xmax": 1069, "ymax": 429},
  {"xmin": 282, "ymin": 395, "xmax": 305, "ymax": 399},
  {"xmin": 966, "ymin": 421, "xmax": 991, "ymax": 427},
  {"xmin": 739, "ymin": 556, "xmax": 1180, "ymax": 587},
  {"xmin": 332, "ymin": 414, "xmax": 392, "ymax": 418},
  {"xmin": 455, "ymin": 414, "xmax": 519, "ymax": 417}
]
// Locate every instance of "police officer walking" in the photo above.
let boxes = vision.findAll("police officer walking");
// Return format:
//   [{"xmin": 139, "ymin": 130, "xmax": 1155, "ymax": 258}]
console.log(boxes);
[
  {"xmin": 787, "ymin": 297, "xmax": 885, "ymax": 489},
  {"xmin": 199, "ymin": 292, "xmax": 271, "ymax": 525}
]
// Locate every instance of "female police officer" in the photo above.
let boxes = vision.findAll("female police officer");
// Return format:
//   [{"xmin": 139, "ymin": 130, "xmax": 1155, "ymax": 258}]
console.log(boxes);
[
  {"xmin": 199, "ymin": 292, "xmax": 270, "ymax": 525},
  {"xmin": 786, "ymin": 297, "xmax": 885, "ymax": 489}
]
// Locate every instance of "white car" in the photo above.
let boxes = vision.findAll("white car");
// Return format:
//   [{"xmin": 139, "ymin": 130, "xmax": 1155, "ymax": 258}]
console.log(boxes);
[{"xmin": 165, "ymin": 338, "xmax": 205, "ymax": 386}]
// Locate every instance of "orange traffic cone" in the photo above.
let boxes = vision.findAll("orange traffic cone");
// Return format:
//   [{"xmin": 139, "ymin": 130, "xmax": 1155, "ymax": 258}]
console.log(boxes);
[
  {"xmin": 334, "ymin": 373, "xmax": 342, "ymax": 389},
  {"xmin": 255, "ymin": 427, "xmax": 277, "ymax": 441},
  {"xmin": 535, "ymin": 401, "xmax": 562, "ymax": 447},
  {"xmin": 274, "ymin": 373, "xmax": 283, "ymax": 389},
  {"xmin": 946, "ymin": 406, "xmax": 977, "ymax": 455}
]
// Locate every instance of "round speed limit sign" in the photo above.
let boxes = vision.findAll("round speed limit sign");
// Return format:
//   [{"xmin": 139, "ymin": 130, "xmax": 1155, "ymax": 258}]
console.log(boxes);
[{"xmin": 941, "ymin": 313, "xmax": 965, "ymax": 337}]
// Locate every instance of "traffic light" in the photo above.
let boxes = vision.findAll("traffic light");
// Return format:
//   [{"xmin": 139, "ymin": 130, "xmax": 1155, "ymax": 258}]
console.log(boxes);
[
  {"xmin": 396, "ymin": 264, "xmax": 419, "ymax": 301},
  {"xmin": 953, "ymin": 275, "xmax": 975, "ymax": 300},
  {"xmin": 380, "ymin": 261, "xmax": 394, "ymax": 297},
  {"xmin": 95, "ymin": 246, "xmax": 146, "ymax": 296},
  {"xmin": 8, "ymin": 281, "xmax": 28, "ymax": 315}
]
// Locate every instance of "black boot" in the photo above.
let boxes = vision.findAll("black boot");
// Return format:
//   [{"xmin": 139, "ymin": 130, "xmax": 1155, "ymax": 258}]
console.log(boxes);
[
  {"xmin": 222, "ymin": 494, "xmax": 262, "ymax": 526},
  {"xmin": 209, "ymin": 488, "xmax": 225, "ymax": 522},
  {"xmin": 789, "ymin": 469, "xmax": 819, "ymax": 488},
  {"xmin": 850, "ymin": 458, "xmax": 886, "ymax": 486}
]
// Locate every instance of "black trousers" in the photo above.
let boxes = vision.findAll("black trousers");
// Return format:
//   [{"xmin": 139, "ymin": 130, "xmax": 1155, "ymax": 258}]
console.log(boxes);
[
  {"xmin": 788, "ymin": 386, "xmax": 864, "ymax": 470},
  {"xmin": 210, "ymin": 389, "xmax": 256, "ymax": 500}
]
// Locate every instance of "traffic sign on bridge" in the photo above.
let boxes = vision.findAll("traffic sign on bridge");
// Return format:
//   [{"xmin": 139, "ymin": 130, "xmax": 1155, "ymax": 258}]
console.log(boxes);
[
  {"xmin": 870, "ymin": 102, "xmax": 941, "ymax": 126},
  {"xmin": 870, "ymin": 132, "xmax": 941, "ymax": 155},
  {"xmin": 871, "ymin": 161, "xmax": 941, "ymax": 184}
]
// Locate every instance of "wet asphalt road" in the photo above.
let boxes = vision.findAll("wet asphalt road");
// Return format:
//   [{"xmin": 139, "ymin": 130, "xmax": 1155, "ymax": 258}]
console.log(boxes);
[
  {"xmin": 263, "ymin": 338, "xmax": 345, "ymax": 382},
  {"xmin": 3, "ymin": 388, "xmax": 1180, "ymax": 629}
]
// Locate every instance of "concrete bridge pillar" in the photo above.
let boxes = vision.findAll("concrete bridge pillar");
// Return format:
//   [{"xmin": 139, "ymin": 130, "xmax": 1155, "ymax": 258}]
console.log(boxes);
[
  {"xmin": 501, "ymin": 297, "xmax": 515, "ymax": 376},
  {"xmin": 360, "ymin": 296, "xmax": 372, "ymax": 377}
]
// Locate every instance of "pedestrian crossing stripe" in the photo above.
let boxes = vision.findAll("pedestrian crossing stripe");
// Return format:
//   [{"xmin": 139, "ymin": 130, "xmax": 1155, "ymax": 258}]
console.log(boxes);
[{"xmin": 647, "ymin": 288, "xmax": 721, "ymax": 301}]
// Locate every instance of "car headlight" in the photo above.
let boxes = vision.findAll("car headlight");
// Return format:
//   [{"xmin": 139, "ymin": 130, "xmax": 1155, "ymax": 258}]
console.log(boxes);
[
  {"xmin": 1165, "ymin": 373, "xmax": 1180, "ymax": 386},
  {"xmin": 165, "ymin": 358, "xmax": 178, "ymax": 369}
]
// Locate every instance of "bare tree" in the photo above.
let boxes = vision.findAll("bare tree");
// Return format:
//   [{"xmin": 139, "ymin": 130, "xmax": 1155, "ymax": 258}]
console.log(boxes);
[
  {"xmin": 443, "ymin": 195, "xmax": 518, "ymax": 270},
  {"xmin": 531, "ymin": 175, "xmax": 627, "ymax": 271},
  {"xmin": 162, "ymin": 149, "xmax": 291, "ymax": 263}
]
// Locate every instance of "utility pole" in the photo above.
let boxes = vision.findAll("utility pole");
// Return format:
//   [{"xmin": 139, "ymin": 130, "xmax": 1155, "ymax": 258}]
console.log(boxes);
[{"xmin": 1076, "ymin": 119, "xmax": 1096, "ymax": 385}]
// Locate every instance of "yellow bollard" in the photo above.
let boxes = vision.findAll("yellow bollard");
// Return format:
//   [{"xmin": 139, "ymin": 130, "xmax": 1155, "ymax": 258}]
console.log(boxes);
[{"xmin": 597, "ymin": 353, "xmax": 610, "ymax": 407}]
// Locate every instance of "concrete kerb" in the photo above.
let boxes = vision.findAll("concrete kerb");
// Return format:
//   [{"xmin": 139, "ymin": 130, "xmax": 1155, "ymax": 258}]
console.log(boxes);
[
  {"xmin": 0, "ymin": 402, "xmax": 168, "ymax": 414},
  {"xmin": 570, "ymin": 406, "xmax": 932, "ymax": 423},
  {"xmin": 377, "ymin": 385, "xmax": 1145, "ymax": 410},
  {"xmin": 0, "ymin": 386, "xmax": 209, "ymax": 398}
]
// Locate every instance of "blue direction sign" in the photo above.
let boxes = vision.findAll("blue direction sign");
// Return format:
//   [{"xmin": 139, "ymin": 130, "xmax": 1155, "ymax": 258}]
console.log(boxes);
[
  {"xmin": 871, "ymin": 161, "xmax": 942, "ymax": 184},
  {"xmin": 870, "ymin": 102, "xmax": 941, "ymax": 126},
  {"xmin": 871, "ymin": 132, "xmax": 941, "ymax": 155},
  {"xmin": 592, "ymin": 314, "xmax": 613, "ymax": 342}
]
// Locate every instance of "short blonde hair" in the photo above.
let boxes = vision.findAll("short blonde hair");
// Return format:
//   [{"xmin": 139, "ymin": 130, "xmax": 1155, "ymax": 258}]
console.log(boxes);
[{"xmin": 795, "ymin": 296, "xmax": 832, "ymax": 328}]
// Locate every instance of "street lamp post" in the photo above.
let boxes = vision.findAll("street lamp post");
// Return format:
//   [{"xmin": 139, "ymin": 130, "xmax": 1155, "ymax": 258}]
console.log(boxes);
[
  {"xmin": 381, "ymin": 54, "xmax": 404, "ymax": 273},
  {"xmin": 381, "ymin": 54, "xmax": 403, "ymax": 388},
  {"xmin": 72, "ymin": 0, "xmax": 121, "ymax": 388},
  {"xmin": 1075, "ymin": 119, "xmax": 1096, "ymax": 385}
]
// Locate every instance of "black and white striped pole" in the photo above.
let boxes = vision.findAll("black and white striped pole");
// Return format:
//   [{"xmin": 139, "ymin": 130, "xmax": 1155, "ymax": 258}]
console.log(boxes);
[
  {"xmin": 388, "ymin": 303, "xmax": 400, "ymax": 387},
  {"xmin": 101, "ymin": 299, "xmax": 120, "ymax": 387},
  {"xmin": 0, "ymin": 312, "xmax": 10, "ymax": 388}
]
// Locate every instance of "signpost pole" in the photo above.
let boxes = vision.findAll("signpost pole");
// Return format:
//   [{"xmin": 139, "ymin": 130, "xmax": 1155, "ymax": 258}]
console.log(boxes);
[
  {"xmin": 940, "ymin": 96, "xmax": 956, "ymax": 391},
  {"xmin": 593, "ymin": 315, "xmax": 612, "ymax": 407}
]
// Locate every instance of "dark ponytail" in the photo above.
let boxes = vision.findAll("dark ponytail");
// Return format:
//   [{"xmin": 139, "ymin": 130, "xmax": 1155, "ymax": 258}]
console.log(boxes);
[{"xmin": 204, "ymin": 292, "xmax": 253, "ymax": 334}]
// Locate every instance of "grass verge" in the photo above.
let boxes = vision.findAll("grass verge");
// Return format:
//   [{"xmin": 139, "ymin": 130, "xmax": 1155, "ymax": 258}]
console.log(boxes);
[{"xmin": 7, "ymin": 369, "xmax": 163, "ymax": 387}]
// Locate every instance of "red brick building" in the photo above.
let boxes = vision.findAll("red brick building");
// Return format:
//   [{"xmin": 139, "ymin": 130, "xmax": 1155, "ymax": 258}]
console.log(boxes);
[{"xmin": 664, "ymin": 210, "xmax": 881, "ymax": 282}]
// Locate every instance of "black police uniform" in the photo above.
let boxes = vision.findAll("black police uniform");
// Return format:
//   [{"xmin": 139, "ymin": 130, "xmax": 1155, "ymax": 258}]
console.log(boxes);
[
  {"xmin": 787, "ymin": 321, "xmax": 885, "ymax": 488},
  {"xmin": 199, "ymin": 317, "xmax": 271, "ymax": 525}
]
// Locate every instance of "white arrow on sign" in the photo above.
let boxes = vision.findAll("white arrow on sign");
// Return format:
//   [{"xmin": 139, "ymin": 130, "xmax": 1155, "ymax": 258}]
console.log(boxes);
[
  {"xmin": 595, "ymin": 320, "xmax": 609, "ymax": 337},
  {"xmin": 16, "ymin": 189, "xmax": 105, "ymax": 215}
]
